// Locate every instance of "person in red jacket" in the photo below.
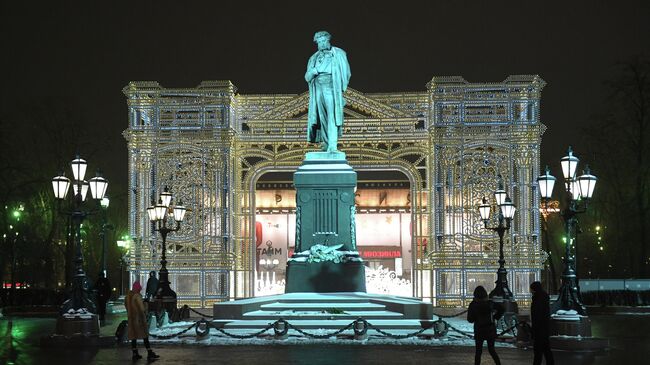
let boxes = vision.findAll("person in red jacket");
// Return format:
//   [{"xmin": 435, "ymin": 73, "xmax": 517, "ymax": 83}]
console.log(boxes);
[{"xmin": 467, "ymin": 286, "xmax": 504, "ymax": 365}]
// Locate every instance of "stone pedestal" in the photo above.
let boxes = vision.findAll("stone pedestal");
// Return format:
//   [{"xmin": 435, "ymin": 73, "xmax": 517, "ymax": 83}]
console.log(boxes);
[
  {"xmin": 285, "ymin": 151, "xmax": 366, "ymax": 293},
  {"xmin": 551, "ymin": 314, "xmax": 591, "ymax": 337},
  {"xmin": 549, "ymin": 313, "xmax": 609, "ymax": 352},
  {"xmin": 55, "ymin": 315, "xmax": 100, "ymax": 336},
  {"xmin": 286, "ymin": 260, "xmax": 366, "ymax": 293}
]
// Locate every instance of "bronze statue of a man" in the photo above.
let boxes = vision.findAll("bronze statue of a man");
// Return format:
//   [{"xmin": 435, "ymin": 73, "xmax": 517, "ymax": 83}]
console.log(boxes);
[{"xmin": 305, "ymin": 31, "xmax": 351, "ymax": 152}]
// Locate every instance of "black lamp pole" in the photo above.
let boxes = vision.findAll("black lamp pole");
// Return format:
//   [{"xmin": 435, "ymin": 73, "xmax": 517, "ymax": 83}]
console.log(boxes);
[
  {"xmin": 485, "ymin": 209, "xmax": 513, "ymax": 299},
  {"xmin": 554, "ymin": 191, "xmax": 587, "ymax": 315},
  {"xmin": 52, "ymin": 156, "xmax": 109, "ymax": 314},
  {"xmin": 538, "ymin": 147, "xmax": 597, "ymax": 315},
  {"xmin": 153, "ymin": 218, "xmax": 181, "ymax": 304},
  {"xmin": 147, "ymin": 188, "xmax": 186, "ymax": 317},
  {"xmin": 63, "ymin": 197, "xmax": 96, "ymax": 313}
]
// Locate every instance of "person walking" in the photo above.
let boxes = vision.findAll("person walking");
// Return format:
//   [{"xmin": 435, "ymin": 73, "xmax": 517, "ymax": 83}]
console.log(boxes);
[
  {"xmin": 94, "ymin": 272, "xmax": 111, "ymax": 323},
  {"xmin": 467, "ymin": 286, "xmax": 504, "ymax": 365},
  {"xmin": 125, "ymin": 281, "xmax": 159, "ymax": 361},
  {"xmin": 530, "ymin": 281, "xmax": 555, "ymax": 365}
]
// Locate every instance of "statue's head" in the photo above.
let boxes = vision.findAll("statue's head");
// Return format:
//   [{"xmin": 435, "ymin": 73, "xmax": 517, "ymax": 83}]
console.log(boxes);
[{"xmin": 313, "ymin": 31, "xmax": 331, "ymax": 51}]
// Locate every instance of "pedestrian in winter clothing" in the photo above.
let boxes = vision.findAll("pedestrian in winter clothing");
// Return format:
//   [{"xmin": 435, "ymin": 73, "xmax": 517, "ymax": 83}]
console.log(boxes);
[
  {"xmin": 467, "ymin": 286, "xmax": 504, "ymax": 365},
  {"xmin": 94, "ymin": 272, "xmax": 111, "ymax": 322},
  {"xmin": 145, "ymin": 271, "xmax": 159, "ymax": 302},
  {"xmin": 125, "ymin": 281, "xmax": 159, "ymax": 361},
  {"xmin": 530, "ymin": 281, "xmax": 555, "ymax": 365}
]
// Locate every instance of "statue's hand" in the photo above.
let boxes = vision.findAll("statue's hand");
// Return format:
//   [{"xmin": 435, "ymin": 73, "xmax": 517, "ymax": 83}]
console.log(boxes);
[{"xmin": 307, "ymin": 68, "xmax": 319, "ymax": 80}]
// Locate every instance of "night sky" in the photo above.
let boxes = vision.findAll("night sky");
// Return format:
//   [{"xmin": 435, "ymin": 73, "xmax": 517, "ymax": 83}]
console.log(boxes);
[{"xmin": 2, "ymin": 1, "xmax": 649, "ymax": 198}]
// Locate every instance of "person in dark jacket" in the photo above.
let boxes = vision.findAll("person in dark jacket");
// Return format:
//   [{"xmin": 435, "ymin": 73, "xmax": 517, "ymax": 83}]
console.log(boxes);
[
  {"xmin": 467, "ymin": 286, "xmax": 503, "ymax": 365},
  {"xmin": 94, "ymin": 272, "xmax": 111, "ymax": 323},
  {"xmin": 530, "ymin": 281, "xmax": 554, "ymax": 365},
  {"xmin": 145, "ymin": 271, "xmax": 159, "ymax": 302}
]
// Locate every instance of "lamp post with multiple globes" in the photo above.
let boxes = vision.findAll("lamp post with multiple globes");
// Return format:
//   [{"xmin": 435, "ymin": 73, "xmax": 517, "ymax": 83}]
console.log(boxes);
[
  {"xmin": 147, "ymin": 187, "xmax": 187, "ymax": 316},
  {"xmin": 478, "ymin": 177, "xmax": 517, "ymax": 312},
  {"xmin": 537, "ymin": 147, "xmax": 597, "ymax": 315},
  {"xmin": 51, "ymin": 156, "xmax": 108, "ymax": 318}
]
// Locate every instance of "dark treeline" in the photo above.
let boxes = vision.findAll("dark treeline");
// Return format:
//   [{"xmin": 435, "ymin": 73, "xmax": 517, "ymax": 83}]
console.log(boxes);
[
  {"xmin": 0, "ymin": 98, "xmax": 128, "ymax": 301},
  {"xmin": 582, "ymin": 57, "xmax": 650, "ymax": 279}
]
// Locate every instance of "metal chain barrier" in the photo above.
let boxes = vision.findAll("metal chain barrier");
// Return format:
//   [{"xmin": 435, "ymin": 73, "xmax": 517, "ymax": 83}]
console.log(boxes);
[
  {"xmin": 365, "ymin": 322, "xmax": 429, "ymax": 339},
  {"xmin": 149, "ymin": 321, "xmax": 198, "ymax": 339},
  {"xmin": 286, "ymin": 320, "xmax": 355, "ymax": 339},
  {"xmin": 188, "ymin": 306, "xmax": 214, "ymax": 319},
  {"xmin": 431, "ymin": 309, "xmax": 469, "ymax": 319},
  {"xmin": 145, "ymin": 315, "xmax": 525, "ymax": 342},
  {"xmin": 446, "ymin": 323, "xmax": 475, "ymax": 338},
  {"xmin": 211, "ymin": 322, "xmax": 276, "ymax": 339}
]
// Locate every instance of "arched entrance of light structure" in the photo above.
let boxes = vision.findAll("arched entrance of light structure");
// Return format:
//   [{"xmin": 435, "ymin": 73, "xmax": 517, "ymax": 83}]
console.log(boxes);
[{"xmin": 245, "ymin": 162, "xmax": 426, "ymax": 298}]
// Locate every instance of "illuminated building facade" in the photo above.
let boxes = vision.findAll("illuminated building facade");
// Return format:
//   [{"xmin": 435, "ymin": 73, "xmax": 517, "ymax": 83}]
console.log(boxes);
[{"xmin": 123, "ymin": 75, "xmax": 547, "ymax": 307}]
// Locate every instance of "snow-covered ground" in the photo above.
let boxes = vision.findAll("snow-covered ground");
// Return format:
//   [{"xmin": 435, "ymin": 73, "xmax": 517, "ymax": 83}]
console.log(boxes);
[{"xmin": 148, "ymin": 316, "xmax": 515, "ymax": 348}]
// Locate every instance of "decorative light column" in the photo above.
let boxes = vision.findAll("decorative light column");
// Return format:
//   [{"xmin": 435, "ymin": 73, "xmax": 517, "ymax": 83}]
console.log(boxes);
[
  {"xmin": 147, "ymin": 187, "xmax": 186, "ymax": 316},
  {"xmin": 478, "ymin": 177, "xmax": 517, "ymax": 303},
  {"xmin": 51, "ymin": 155, "xmax": 108, "ymax": 314},
  {"xmin": 537, "ymin": 146, "xmax": 597, "ymax": 315}
]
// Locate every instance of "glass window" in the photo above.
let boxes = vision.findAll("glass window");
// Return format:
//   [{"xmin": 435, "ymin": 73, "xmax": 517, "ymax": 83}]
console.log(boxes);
[
  {"xmin": 466, "ymin": 272, "xmax": 496, "ymax": 295},
  {"xmin": 440, "ymin": 271, "xmax": 461, "ymax": 295}
]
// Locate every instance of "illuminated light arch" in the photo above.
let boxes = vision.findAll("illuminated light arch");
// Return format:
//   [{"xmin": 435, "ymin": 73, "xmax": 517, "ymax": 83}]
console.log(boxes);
[{"xmin": 124, "ymin": 75, "xmax": 547, "ymax": 307}]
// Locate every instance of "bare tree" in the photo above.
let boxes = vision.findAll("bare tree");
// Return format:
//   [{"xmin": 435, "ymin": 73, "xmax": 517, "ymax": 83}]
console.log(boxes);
[{"xmin": 586, "ymin": 57, "xmax": 650, "ymax": 277}]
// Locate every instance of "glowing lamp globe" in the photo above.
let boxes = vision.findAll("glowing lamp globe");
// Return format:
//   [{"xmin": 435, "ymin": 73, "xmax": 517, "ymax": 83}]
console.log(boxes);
[
  {"xmin": 537, "ymin": 166, "xmax": 556, "ymax": 200},
  {"xmin": 500, "ymin": 196, "xmax": 516, "ymax": 220},
  {"xmin": 70, "ymin": 156, "xmax": 88, "ymax": 181},
  {"xmin": 173, "ymin": 203, "xmax": 187, "ymax": 222},
  {"xmin": 73, "ymin": 180, "xmax": 90, "ymax": 201},
  {"xmin": 51, "ymin": 174, "xmax": 71, "ymax": 200},
  {"xmin": 479, "ymin": 197, "xmax": 491, "ymax": 221},
  {"xmin": 147, "ymin": 204, "xmax": 157, "ymax": 222},
  {"xmin": 160, "ymin": 187, "xmax": 172, "ymax": 208},
  {"xmin": 560, "ymin": 147, "xmax": 579, "ymax": 180},
  {"xmin": 570, "ymin": 180, "xmax": 582, "ymax": 200},
  {"xmin": 89, "ymin": 174, "xmax": 108, "ymax": 200},
  {"xmin": 577, "ymin": 166, "xmax": 597, "ymax": 199},
  {"xmin": 154, "ymin": 199, "xmax": 167, "ymax": 221},
  {"xmin": 100, "ymin": 196, "xmax": 110, "ymax": 208}
]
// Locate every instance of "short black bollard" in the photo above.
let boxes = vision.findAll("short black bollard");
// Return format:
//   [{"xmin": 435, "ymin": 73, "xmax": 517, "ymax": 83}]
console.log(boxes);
[
  {"xmin": 432, "ymin": 319, "xmax": 449, "ymax": 337},
  {"xmin": 353, "ymin": 318, "xmax": 368, "ymax": 340},
  {"xmin": 195, "ymin": 319, "xmax": 210, "ymax": 340},
  {"xmin": 273, "ymin": 319, "xmax": 289, "ymax": 340}
]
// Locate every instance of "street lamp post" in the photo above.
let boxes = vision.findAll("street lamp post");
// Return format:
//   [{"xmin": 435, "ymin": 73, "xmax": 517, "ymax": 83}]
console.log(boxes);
[
  {"xmin": 537, "ymin": 146, "xmax": 597, "ymax": 315},
  {"xmin": 51, "ymin": 155, "xmax": 108, "ymax": 336},
  {"xmin": 116, "ymin": 236, "xmax": 131, "ymax": 298},
  {"xmin": 147, "ymin": 187, "xmax": 186, "ymax": 317},
  {"xmin": 99, "ymin": 196, "xmax": 112, "ymax": 278},
  {"xmin": 478, "ymin": 177, "xmax": 517, "ymax": 310}
]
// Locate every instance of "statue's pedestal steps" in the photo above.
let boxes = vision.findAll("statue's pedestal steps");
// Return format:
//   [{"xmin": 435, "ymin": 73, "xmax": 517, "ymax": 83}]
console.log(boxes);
[{"xmin": 212, "ymin": 292, "xmax": 432, "ymax": 331}]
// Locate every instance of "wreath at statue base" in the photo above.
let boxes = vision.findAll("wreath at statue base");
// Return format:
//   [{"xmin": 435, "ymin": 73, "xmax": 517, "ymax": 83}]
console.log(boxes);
[{"xmin": 285, "ymin": 253, "xmax": 366, "ymax": 293}]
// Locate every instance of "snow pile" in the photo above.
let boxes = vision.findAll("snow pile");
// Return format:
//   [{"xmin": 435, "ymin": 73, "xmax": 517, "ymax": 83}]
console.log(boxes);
[
  {"xmin": 62, "ymin": 308, "xmax": 94, "ymax": 319},
  {"xmin": 365, "ymin": 266, "xmax": 412, "ymax": 297},
  {"xmin": 552, "ymin": 309, "xmax": 581, "ymax": 321}
]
